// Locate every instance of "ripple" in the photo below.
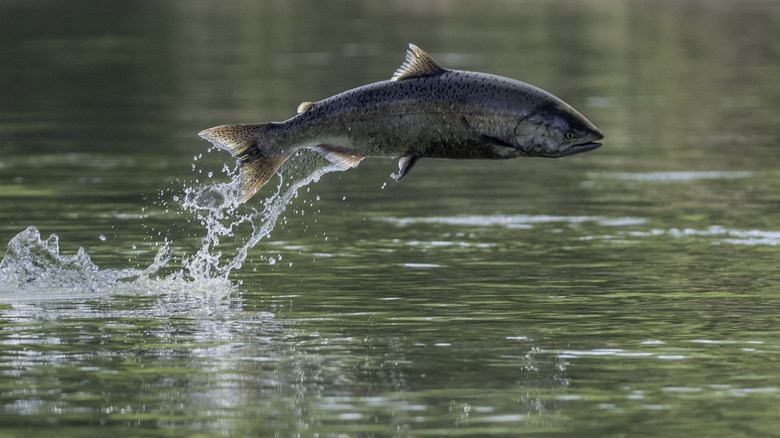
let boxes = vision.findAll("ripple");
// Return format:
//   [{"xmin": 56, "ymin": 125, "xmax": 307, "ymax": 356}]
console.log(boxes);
[
  {"xmin": 379, "ymin": 214, "xmax": 646, "ymax": 228},
  {"xmin": 588, "ymin": 170, "xmax": 758, "ymax": 182},
  {"xmin": 603, "ymin": 226, "xmax": 780, "ymax": 246},
  {"xmin": 403, "ymin": 263, "xmax": 440, "ymax": 268}
]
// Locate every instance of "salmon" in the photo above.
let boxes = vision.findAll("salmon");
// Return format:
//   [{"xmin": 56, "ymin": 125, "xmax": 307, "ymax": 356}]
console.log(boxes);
[{"xmin": 200, "ymin": 44, "xmax": 603, "ymax": 203}]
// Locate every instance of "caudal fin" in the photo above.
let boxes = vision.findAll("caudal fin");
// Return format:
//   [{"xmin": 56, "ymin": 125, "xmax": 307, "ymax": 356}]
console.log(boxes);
[{"xmin": 198, "ymin": 124, "xmax": 291, "ymax": 203}]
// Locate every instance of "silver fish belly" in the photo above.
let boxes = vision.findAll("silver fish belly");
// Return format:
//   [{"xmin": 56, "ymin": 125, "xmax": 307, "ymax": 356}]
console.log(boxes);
[{"xmin": 200, "ymin": 44, "xmax": 604, "ymax": 203}]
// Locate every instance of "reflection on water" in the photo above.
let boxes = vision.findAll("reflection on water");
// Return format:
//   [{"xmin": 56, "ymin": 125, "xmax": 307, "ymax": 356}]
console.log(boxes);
[
  {"xmin": 1, "ymin": 0, "xmax": 780, "ymax": 436},
  {"xmin": 0, "ymin": 289, "xmax": 574, "ymax": 434}
]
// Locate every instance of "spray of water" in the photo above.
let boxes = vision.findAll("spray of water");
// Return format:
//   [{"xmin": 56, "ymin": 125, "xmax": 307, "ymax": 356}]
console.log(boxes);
[
  {"xmin": 0, "ymin": 226, "xmax": 171, "ymax": 294},
  {"xmin": 180, "ymin": 150, "xmax": 340, "ymax": 280},
  {"xmin": 0, "ymin": 149, "xmax": 342, "ymax": 295}
]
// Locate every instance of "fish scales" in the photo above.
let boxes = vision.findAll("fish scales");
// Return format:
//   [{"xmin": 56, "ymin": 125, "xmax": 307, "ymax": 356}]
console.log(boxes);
[{"xmin": 275, "ymin": 71, "xmax": 553, "ymax": 158}]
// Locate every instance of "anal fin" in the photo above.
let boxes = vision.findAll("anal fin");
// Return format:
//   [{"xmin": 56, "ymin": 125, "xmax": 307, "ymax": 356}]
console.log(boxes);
[
  {"xmin": 313, "ymin": 145, "xmax": 365, "ymax": 170},
  {"xmin": 396, "ymin": 154, "xmax": 420, "ymax": 181}
]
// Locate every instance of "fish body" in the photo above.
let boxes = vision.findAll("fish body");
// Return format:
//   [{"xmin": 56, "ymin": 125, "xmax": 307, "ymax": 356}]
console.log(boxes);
[{"xmin": 200, "ymin": 44, "xmax": 604, "ymax": 203}]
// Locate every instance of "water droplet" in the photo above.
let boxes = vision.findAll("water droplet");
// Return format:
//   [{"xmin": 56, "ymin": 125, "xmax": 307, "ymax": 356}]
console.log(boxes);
[{"xmin": 99, "ymin": 235, "xmax": 106, "ymax": 241}]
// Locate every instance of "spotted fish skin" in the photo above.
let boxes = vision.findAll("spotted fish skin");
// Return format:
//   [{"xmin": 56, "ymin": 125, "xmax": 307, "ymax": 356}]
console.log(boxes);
[{"xmin": 199, "ymin": 44, "xmax": 603, "ymax": 203}]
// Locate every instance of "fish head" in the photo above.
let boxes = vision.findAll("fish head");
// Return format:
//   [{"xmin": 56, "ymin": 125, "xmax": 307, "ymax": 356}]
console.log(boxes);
[{"xmin": 514, "ymin": 103, "xmax": 603, "ymax": 157}]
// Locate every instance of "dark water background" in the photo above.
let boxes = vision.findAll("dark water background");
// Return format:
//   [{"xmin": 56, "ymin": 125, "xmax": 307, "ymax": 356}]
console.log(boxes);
[{"xmin": 1, "ymin": 0, "xmax": 779, "ymax": 436}]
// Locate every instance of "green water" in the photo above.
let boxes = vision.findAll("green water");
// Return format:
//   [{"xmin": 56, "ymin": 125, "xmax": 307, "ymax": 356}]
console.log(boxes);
[{"xmin": 1, "ymin": 0, "xmax": 779, "ymax": 436}]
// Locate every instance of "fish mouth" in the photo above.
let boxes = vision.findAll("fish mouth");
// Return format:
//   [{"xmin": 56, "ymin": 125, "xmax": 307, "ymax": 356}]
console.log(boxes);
[{"xmin": 561, "ymin": 141, "xmax": 602, "ymax": 156}]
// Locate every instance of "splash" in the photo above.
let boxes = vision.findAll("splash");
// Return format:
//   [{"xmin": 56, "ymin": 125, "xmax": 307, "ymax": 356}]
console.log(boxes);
[
  {"xmin": 0, "ymin": 225, "xmax": 169, "ymax": 294},
  {"xmin": 181, "ymin": 150, "xmax": 341, "ymax": 280},
  {"xmin": 0, "ymin": 149, "xmax": 343, "ymax": 295}
]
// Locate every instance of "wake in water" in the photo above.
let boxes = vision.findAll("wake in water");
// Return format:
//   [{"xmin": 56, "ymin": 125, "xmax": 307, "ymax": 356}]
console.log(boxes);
[{"xmin": 0, "ymin": 149, "xmax": 342, "ymax": 294}]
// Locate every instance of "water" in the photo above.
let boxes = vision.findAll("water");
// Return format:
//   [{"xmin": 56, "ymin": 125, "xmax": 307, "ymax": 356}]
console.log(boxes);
[{"xmin": 2, "ymin": 0, "xmax": 780, "ymax": 436}]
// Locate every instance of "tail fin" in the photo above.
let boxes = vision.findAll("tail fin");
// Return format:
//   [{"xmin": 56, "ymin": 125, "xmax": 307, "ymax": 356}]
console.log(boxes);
[{"xmin": 198, "ymin": 124, "xmax": 291, "ymax": 203}]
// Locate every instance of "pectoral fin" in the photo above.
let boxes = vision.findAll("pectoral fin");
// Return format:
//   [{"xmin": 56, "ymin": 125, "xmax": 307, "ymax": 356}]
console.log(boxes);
[
  {"xmin": 312, "ymin": 145, "xmax": 365, "ymax": 170},
  {"xmin": 395, "ymin": 154, "xmax": 420, "ymax": 181}
]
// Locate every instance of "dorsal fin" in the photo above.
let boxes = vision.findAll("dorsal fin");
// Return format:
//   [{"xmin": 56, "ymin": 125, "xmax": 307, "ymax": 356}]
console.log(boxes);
[{"xmin": 391, "ymin": 44, "xmax": 445, "ymax": 81}]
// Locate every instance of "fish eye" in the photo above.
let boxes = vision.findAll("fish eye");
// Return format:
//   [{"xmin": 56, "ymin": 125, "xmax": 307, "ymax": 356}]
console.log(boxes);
[{"xmin": 565, "ymin": 132, "xmax": 575, "ymax": 139}]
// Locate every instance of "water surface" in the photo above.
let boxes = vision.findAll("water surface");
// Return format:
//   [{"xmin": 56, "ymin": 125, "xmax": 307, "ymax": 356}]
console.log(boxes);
[{"xmin": 1, "ymin": 0, "xmax": 779, "ymax": 436}]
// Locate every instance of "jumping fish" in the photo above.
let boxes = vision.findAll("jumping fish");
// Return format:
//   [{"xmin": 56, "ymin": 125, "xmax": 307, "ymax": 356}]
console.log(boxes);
[{"xmin": 199, "ymin": 44, "xmax": 604, "ymax": 203}]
